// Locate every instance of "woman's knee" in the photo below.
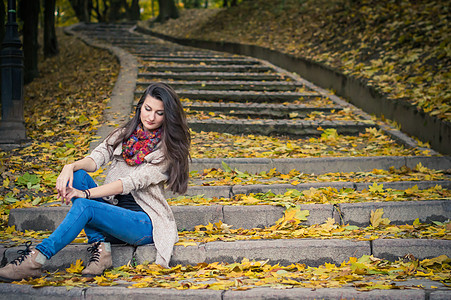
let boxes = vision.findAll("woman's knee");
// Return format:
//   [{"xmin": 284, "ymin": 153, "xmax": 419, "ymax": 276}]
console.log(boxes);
[
  {"xmin": 73, "ymin": 169, "xmax": 88, "ymax": 183},
  {"xmin": 71, "ymin": 197, "xmax": 91, "ymax": 208}
]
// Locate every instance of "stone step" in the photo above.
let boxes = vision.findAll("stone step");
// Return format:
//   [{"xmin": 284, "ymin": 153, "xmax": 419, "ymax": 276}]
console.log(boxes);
[
  {"xmin": 189, "ymin": 156, "xmax": 451, "ymax": 173},
  {"xmin": 136, "ymin": 52, "xmax": 240, "ymax": 59},
  {"xmin": 181, "ymin": 180, "xmax": 451, "ymax": 198},
  {"xmin": 187, "ymin": 119, "xmax": 373, "ymax": 137},
  {"xmin": 138, "ymin": 72, "xmax": 286, "ymax": 81},
  {"xmin": 140, "ymin": 57, "xmax": 260, "ymax": 65},
  {"xmin": 8, "ymin": 199, "xmax": 450, "ymax": 232},
  {"xmin": 137, "ymin": 80, "xmax": 306, "ymax": 91},
  {"xmin": 181, "ymin": 101, "xmax": 339, "ymax": 118},
  {"xmin": 112, "ymin": 42, "xmax": 155, "ymax": 48},
  {"xmin": 137, "ymin": 90, "xmax": 320, "ymax": 103},
  {"xmin": 2, "ymin": 238, "xmax": 450, "ymax": 271},
  {"xmin": 139, "ymin": 64, "xmax": 272, "ymax": 73},
  {"xmin": 0, "ymin": 279, "xmax": 447, "ymax": 299},
  {"xmin": 103, "ymin": 37, "xmax": 146, "ymax": 42},
  {"xmin": 175, "ymin": 90, "xmax": 320, "ymax": 102}
]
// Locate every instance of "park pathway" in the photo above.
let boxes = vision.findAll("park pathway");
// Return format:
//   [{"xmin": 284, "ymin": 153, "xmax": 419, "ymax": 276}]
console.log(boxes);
[{"xmin": 1, "ymin": 23, "xmax": 451, "ymax": 299}]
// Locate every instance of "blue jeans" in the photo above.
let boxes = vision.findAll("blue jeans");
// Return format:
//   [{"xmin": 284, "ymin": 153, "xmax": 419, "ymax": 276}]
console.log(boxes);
[{"xmin": 36, "ymin": 170, "xmax": 154, "ymax": 259}]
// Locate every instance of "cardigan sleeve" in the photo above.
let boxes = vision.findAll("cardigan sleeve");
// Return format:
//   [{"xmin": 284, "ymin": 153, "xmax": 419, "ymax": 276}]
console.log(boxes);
[
  {"xmin": 119, "ymin": 161, "xmax": 169, "ymax": 195},
  {"xmin": 87, "ymin": 137, "xmax": 116, "ymax": 171}
]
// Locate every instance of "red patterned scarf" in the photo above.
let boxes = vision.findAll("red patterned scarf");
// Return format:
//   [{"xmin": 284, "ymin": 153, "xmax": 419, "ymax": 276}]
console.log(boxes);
[{"xmin": 122, "ymin": 125, "xmax": 162, "ymax": 166}]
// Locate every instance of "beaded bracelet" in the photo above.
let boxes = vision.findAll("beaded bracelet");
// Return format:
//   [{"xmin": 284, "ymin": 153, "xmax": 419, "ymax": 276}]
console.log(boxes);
[{"xmin": 83, "ymin": 189, "xmax": 91, "ymax": 199}]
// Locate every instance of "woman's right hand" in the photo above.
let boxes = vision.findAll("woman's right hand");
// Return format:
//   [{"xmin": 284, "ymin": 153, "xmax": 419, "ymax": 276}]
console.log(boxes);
[{"xmin": 56, "ymin": 164, "xmax": 75, "ymax": 203}]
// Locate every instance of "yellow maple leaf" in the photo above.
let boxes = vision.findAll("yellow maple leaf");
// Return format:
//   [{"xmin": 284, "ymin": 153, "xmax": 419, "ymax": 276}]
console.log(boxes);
[
  {"xmin": 65, "ymin": 259, "xmax": 84, "ymax": 274},
  {"xmin": 2, "ymin": 177, "xmax": 10, "ymax": 188},
  {"xmin": 420, "ymin": 255, "xmax": 451, "ymax": 268},
  {"xmin": 370, "ymin": 209, "xmax": 390, "ymax": 228},
  {"xmin": 176, "ymin": 241, "xmax": 198, "ymax": 247},
  {"xmin": 368, "ymin": 183, "xmax": 384, "ymax": 193},
  {"xmin": 415, "ymin": 162, "xmax": 428, "ymax": 173}
]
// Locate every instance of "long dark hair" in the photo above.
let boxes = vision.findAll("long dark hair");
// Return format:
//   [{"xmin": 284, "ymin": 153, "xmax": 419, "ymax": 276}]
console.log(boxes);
[{"xmin": 106, "ymin": 82, "xmax": 191, "ymax": 194}]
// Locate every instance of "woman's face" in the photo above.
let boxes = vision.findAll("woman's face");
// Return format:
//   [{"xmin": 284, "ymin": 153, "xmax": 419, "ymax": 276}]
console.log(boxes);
[{"xmin": 140, "ymin": 95, "xmax": 164, "ymax": 132}]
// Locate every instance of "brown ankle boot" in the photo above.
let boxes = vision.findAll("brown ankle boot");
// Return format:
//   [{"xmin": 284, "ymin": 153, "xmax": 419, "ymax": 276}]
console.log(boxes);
[
  {"xmin": 82, "ymin": 242, "xmax": 112, "ymax": 276},
  {"xmin": 0, "ymin": 242, "xmax": 46, "ymax": 282}
]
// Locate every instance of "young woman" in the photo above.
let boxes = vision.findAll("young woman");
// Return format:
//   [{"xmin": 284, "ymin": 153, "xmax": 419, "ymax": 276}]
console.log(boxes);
[{"xmin": 0, "ymin": 82, "xmax": 190, "ymax": 282}]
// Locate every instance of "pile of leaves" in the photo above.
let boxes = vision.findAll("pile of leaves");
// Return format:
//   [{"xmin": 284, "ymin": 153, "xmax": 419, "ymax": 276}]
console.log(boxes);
[
  {"xmin": 186, "ymin": 107, "xmax": 365, "ymax": 122},
  {"xmin": 0, "ymin": 29, "xmax": 119, "ymax": 229},
  {"xmin": 3, "ymin": 205, "xmax": 449, "ymax": 247},
  {"xmin": 150, "ymin": 0, "xmax": 450, "ymax": 122},
  {"xmin": 179, "ymin": 96, "xmax": 336, "ymax": 108},
  {"xmin": 176, "ymin": 208, "xmax": 451, "ymax": 245},
  {"xmin": 191, "ymin": 128, "xmax": 432, "ymax": 158},
  {"xmin": 7, "ymin": 207, "xmax": 451, "ymax": 290},
  {"xmin": 14, "ymin": 254, "xmax": 451, "ymax": 290},
  {"xmin": 170, "ymin": 185, "xmax": 450, "ymax": 206},
  {"xmin": 189, "ymin": 162, "xmax": 449, "ymax": 187}
]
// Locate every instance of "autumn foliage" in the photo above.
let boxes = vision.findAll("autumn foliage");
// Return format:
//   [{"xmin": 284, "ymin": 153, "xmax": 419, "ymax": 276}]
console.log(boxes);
[{"xmin": 151, "ymin": 0, "xmax": 450, "ymax": 122}]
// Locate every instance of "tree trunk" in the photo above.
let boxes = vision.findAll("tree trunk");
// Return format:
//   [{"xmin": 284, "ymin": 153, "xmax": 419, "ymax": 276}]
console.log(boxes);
[
  {"xmin": 129, "ymin": 0, "xmax": 140, "ymax": 20},
  {"xmin": 92, "ymin": 0, "xmax": 108, "ymax": 23},
  {"xmin": 156, "ymin": 0, "xmax": 179, "ymax": 23},
  {"xmin": 69, "ymin": 0, "xmax": 91, "ymax": 23},
  {"xmin": 19, "ymin": 0, "xmax": 40, "ymax": 84},
  {"xmin": 44, "ymin": 0, "xmax": 58, "ymax": 58},
  {"xmin": 108, "ymin": 0, "xmax": 122, "ymax": 22},
  {"xmin": 231, "ymin": 0, "xmax": 237, "ymax": 6},
  {"xmin": 0, "ymin": 0, "xmax": 4, "ymax": 102},
  {"xmin": 0, "ymin": 0, "xmax": 5, "ymax": 45},
  {"xmin": 204, "ymin": 0, "xmax": 208, "ymax": 9},
  {"xmin": 223, "ymin": 0, "xmax": 228, "ymax": 8}
]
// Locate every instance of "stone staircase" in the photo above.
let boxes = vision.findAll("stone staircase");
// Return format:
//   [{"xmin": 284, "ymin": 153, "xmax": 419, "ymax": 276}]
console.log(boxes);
[{"xmin": 1, "ymin": 23, "xmax": 450, "ymax": 298}]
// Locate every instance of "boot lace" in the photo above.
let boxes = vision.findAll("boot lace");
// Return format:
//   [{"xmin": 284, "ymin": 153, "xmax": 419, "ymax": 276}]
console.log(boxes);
[
  {"xmin": 87, "ymin": 242, "xmax": 102, "ymax": 264},
  {"xmin": 10, "ymin": 241, "xmax": 33, "ymax": 266}
]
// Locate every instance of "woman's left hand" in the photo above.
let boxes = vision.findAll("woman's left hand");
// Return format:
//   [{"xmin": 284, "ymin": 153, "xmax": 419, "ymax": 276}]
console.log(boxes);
[{"xmin": 63, "ymin": 187, "xmax": 84, "ymax": 205}]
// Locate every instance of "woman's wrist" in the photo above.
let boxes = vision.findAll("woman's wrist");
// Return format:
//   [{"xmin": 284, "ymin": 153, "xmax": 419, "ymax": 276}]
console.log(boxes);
[
  {"xmin": 82, "ymin": 189, "xmax": 91, "ymax": 199},
  {"xmin": 64, "ymin": 163, "xmax": 75, "ymax": 171}
]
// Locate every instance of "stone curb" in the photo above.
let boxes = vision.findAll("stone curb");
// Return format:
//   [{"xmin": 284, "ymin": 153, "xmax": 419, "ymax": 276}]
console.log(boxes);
[
  {"xmin": 2, "ymin": 282, "xmax": 448, "ymax": 300},
  {"xmin": 8, "ymin": 199, "xmax": 450, "ymax": 232},
  {"xmin": 189, "ymin": 156, "xmax": 451, "ymax": 173},
  {"xmin": 135, "ymin": 25, "xmax": 450, "ymax": 155},
  {"xmin": 3, "ymin": 239, "xmax": 450, "ymax": 271},
  {"xmin": 64, "ymin": 24, "xmax": 138, "ymax": 151}
]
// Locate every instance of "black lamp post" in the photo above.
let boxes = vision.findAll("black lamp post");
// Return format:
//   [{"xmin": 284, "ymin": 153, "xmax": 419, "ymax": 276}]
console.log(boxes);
[{"xmin": 0, "ymin": 0, "xmax": 26, "ymax": 144}]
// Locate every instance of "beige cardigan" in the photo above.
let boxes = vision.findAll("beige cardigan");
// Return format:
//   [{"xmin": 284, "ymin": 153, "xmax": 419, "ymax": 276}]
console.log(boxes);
[{"xmin": 87, "ymin": 134, "xmax": 178, "ymax": 268}]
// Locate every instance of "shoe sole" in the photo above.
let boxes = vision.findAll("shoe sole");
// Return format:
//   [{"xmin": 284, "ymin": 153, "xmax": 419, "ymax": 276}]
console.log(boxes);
[{"xmin": 81, "ymin": 266, "xmax": 113, "ymax": 277}]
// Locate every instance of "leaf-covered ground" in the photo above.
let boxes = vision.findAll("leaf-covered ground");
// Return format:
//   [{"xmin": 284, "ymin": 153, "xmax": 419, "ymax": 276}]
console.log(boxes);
[
  {"xmin": 3, "ymin": 206, "xmax": 449, "ymax": 247},
  {"xmin": 188, "ymin": 163, "xmax": 450, "ymax": 187},
  {"xmin": 175, "ymin": 207, "xmax": 451, "ymax": 243},
  {"xmin": 4, "ymin": 208, "xmax": 450, "ymax": 291},
  {"xmin": 2, "ymin": 206, "xmax": 449, "ymax": 290},
  {"xmin": 191, "ymin": 128, "xmax": 432, "ymax": 158},
  {"xmin": 0, "ymin": 29, "xmax": 118, "ymax": 229},
  {"xmin": 171, "ymin": 185, "xmax": 450, "ymax": 207},
  {"xmin": 149, "ymin": 0, "xmax": 450, "ymax": 122},
  {"xmin": 12, "ymin": 254, "xmax": 451, "ymax": 291}
]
